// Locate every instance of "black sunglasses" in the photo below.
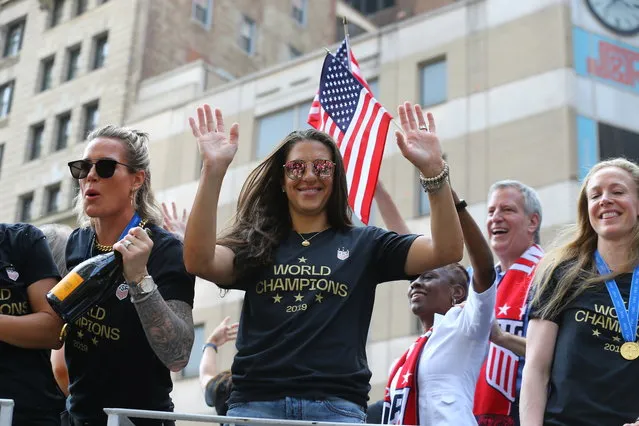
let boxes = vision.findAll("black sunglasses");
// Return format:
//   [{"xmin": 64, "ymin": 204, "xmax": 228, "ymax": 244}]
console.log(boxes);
[{"xmin": 68, "ymin": 159, "xmax": 133, "ymax": 179}]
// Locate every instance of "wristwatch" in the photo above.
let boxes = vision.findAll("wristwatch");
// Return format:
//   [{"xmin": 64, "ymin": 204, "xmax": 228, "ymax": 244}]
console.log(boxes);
[
  {"xmin": 129, "ymin": 275, "xmax": 156, "ymax": 295},
  {"xmin": 455, "ymin": 199, "xmax": 467, "ymax": 212}
]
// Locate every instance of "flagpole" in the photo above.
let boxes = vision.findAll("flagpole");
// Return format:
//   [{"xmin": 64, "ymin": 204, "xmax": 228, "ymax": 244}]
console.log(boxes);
[{"xmin": 342, "ymin": 16, "xmax": 353, "ymax": 72}]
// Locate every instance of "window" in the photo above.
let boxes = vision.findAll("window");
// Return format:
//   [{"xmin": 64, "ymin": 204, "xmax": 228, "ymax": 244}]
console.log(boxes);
[
  {"xmin": 27, "ymin": 123, "xmax": 45, "ymax": 161},
  {"xmin": 65, "ymin": 45, "xmax": 81, "ymax": 81},
  {"xmin": 69, "ymin": 178, "xmax": 80, "ymax": 207},
  {"xmin": 417, "ymin": 184, "xmax": 431, "ymax": 217},
  {"xmin": 192, "ymin": 0, "xmax": 213, "ymax": 29},
  {"xmin": 419, "ymin": 59, "xmax": 447, "ymax": 107},
  {"xmin": 239, "ymin": 15, "xmax": 256, "ymax": 54},
  {"xmin": 180, "ymin": 324, "xmax": 205, "ymax": 378},
  {"xmin": 50, "ymin": 0, "xmax": 65, "ymax": 28},
  {"xmin": 39, "ymin": 56, "xmax": 55, "ymax": 92},
  {"xmin": 55, "ymin": 112, "xmax": 72, "ymax": 150},
  {"xmin": 598, "ymin": 122, "xmax": 639, "ymax": 165},
  {"xmin": 368, "ymin": 78, "xmax": 379, "ymax": 97},
  {"xmin": 0, "ymin": 81, "xmax": 13, "ymax": 118},
  {"xmin": 0, "ymin": 143, "xmax": 5, "ymax": 178},
  {"xmin": 45, "ymin": 184, "xmax": 62, "ymax": 214},
  {"xmin": 344, "ymin": 0, "xmax": 395, "ymax": 14},
  {"xmin": 289, "ymin": 44, "xmax": 302, "ymax": 59},
  {"xmin": 18, "ymin": 192, "xmax": 34, "ymax": 222},
  {"xmin": 92, "ymin": 33, "xmax": 108, "ymax": 69},
  {"xmin": 75, "ymin": 0, "xmax": 87, "ymax": 16},
  {"xmin": 82, "ymin": 101, "xmax": 99, "ymax": 138},
  {"xmin": 3, "ymin": 19, "xmax": 25, "ymax": 58},
  {"xmin": 292, "ymin": 0, "xmax": 307, "ymax": 25},
  {"xmin": 255, "ymin": 102, "xmax": 312, "ymax": 159}
]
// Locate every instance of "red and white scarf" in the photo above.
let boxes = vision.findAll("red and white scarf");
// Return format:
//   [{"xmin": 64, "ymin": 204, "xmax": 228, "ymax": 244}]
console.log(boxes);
[
  {"xmin": 382, "ymin": 329, "xmax": 432, "ymax": 425},
  {"xmin": 473, "ymin": 244, "xmax": 543, "ymax": 424}
]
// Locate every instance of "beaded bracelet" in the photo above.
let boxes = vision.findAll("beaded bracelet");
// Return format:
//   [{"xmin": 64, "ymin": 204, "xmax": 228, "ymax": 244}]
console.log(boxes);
[{"xmin": 419, "ymin": 161, "xmax": 450, "ymax": 194}]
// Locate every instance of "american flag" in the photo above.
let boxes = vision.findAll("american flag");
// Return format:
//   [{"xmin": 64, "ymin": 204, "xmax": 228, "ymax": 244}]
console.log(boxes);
[
  {"xmin": 316, "ymin": 54, "xmax": 391, "ymax": 224},
  {"xmin": 307, "ymin": 38, "xmax": 371, "ymax": 128}
]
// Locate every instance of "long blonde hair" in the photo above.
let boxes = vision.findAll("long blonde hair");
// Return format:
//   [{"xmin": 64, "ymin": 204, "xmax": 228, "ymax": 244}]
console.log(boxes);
[
  {"xmin": 73, "ymin": 125, "xmax": 162, "ymax": 228},
  {"xmin": 531, "ymin": 158, "xmax": 639, "ymax": 320}
]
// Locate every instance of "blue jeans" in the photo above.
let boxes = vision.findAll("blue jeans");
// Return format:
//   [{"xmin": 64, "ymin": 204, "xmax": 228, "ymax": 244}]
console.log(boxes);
[{"xmin": 226, "ymin": 397, "xmax": 366, "ymax": 424}]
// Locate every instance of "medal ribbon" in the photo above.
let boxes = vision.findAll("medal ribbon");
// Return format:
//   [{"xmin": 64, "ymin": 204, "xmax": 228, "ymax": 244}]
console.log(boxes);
[
  {"xmin": 594, "ymin": 250, "xmax": 639, "ymax": 343},
  {"xmin": 118, "ymin": 212, "xmax": 142, "ymax": 241}
]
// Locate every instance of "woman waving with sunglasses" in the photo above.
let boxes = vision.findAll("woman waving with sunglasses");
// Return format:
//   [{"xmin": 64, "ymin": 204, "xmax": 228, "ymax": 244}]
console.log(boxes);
[
  {"xmin": 63, "ymin": 125, "xmax": 195, "ymax": 426},
  {"xmin": 183, "ymin": 103, "xmax": 463, "ymax": 423}
]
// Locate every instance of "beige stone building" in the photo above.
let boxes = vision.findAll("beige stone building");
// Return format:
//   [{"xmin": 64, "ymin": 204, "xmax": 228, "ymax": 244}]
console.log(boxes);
[
  {"xmin": 0, "ymin": 0, "xmax": 339, "ymax": 226},
  {"xmin": 124, "ymin": 0, "xmax": 639, "ymax": 416}
]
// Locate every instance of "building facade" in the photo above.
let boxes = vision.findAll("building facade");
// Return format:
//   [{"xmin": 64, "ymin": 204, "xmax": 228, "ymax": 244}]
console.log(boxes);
[
  {"xmin": 123, "ymin": 0, "xmax": 639, "ymax": 416},
  {"xmin": 0, "ymin": 0, "xmax": 337, "ymax": 226}
]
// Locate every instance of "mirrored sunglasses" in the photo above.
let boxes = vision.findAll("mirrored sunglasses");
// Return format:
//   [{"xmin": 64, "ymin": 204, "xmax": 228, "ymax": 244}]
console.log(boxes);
[
  {"xmin": 283, "ymin": 159, "xmax": 336, "ymax": 181},
  {"xmin": 68, "ymin": 159, "xmax": 132, "ymax": 179}
]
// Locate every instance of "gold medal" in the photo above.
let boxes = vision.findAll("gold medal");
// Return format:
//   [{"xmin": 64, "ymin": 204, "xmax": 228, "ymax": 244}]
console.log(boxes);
[{"xmin": 620, "ymin": 341, "xmax": 639, "ymax": 360}]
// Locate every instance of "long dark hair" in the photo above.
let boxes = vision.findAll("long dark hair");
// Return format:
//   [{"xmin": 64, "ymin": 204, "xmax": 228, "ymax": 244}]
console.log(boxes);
[{"xmin": 219, "ymin": 129, "xmax": 352, "ymax": 279}]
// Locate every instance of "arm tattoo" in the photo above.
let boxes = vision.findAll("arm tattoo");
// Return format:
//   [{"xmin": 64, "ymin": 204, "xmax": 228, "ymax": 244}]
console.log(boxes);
[{"xmin": 132, "ymin": 292, "xmax": 195, "ymax": 371}]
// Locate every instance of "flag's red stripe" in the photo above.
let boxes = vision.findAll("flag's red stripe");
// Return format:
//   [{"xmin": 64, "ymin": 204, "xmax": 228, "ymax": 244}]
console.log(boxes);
[
  {"xmin": 359, "ymin": 112, "xmax": 391, "ymax": 222},
  {"xmin": 341, "ymin": 92, "xmax": 372, "ymax": 173},
  {"xmin": 348, "ymin": 100, "xmax": 382, "ymax": 208}
]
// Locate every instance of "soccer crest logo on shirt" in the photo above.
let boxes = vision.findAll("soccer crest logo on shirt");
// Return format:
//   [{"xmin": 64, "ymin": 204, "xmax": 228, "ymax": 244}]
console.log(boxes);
[
  {"xmin": 115, "ymin": 283, "xmax": 129, "ymax": 300},
  {"xmin": 337, "ymin": 247, "xmax": 349, "ymax": 260},
  {"xmin": 5, "ymin": 266, "xmax": 19, "ymax": 281}
]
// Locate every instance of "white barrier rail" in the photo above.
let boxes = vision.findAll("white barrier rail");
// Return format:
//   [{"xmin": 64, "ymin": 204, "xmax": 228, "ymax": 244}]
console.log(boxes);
[
  {"xmin": 0, "ymin": 399, "xmax": 13, "ymax": 426},
  {"xmin": 104, "ymin": 408, "xmax": 379, "ymax": 426}
]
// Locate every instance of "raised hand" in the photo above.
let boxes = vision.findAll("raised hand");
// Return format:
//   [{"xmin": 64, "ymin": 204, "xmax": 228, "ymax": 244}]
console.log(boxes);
[
  {"xmin": 207, "ymin": 316, "xmax": 239, "ymax": 348},
  {"xmin": 161, "ymin": 201, "xmax": 188, "ymax": 241},
  {"xmin": 395, "ymin": 102, "xmax": 444, "ymax": 177},
  {"xmin": 188, "ymin": 104, "xmax": 239, "ymax": 171}
]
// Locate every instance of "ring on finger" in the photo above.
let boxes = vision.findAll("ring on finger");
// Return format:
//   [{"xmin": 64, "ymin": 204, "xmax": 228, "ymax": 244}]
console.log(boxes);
[
  {"xmin": 418, "ymin": 125, "xmax": 428, "ymax": 131},
  {"xmin": 123, "ymin": 240, "xmax": 133, "ymax": 249}
]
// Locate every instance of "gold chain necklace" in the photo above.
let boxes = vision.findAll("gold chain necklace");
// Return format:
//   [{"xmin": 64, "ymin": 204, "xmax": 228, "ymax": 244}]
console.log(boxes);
[
  {"xmin": 94, "ymin": 219, "xmax": 148, "ymax": 252},
  {"xmin": 296, "ymin": 228, "xmax": 328, "ymax": 247}
]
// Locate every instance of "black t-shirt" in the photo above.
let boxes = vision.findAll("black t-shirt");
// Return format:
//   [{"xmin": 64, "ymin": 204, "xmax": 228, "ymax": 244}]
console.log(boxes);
[
  {"xmin": 64, "ymin": 224, "xmax": 195, "ymax": 424},
  {"xmin": 0, "ymin": 223, "xmax": 64, "ymax": 423},
  {"xmin": 529, "ymin": 266, "xmax": 639, "ymax": 425},
  {"xmin": 226, "ymin": 226, "xmax": 419, "ymax": 408}
]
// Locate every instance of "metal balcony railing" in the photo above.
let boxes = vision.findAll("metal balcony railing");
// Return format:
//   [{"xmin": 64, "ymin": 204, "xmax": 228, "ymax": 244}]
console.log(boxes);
[{"xmin": 104, "ymin": 408, "xmax": 378, "ymax": 426}]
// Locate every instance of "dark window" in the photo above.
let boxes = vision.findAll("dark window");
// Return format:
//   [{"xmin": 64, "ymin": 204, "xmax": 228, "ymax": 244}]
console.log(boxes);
[
  {"xmin": 289, "ymin": 44, "xmax": 302, "ymax": 59},
  {"xmin": 83, "ymin": 101, "xmax": 99, "ymax": 138},
  {"xmin": 45, "ymin": 184, "xmax": 61, "ymax": 214},
  {"xmin": 239, "ymin": 15, "xmax": 255, "ymax": 54},
  {"xmin": 50, "ymin": 0, "xmax": 65, "ymax": 28},
  {"xmin": 344, "ymin": 0, "xmax": 395, "ymax": 14},
  {"xmin": 55, "ymin": 112, "xmax": 72, "ymax": 150},
  {"xmin": 75, "ymin": 0, "xmax": 87, "ymax": 16},
  {"xmin": 3, "ymin": 19, "xmax": 25, "ymax": 57},
  {"xmin": 39, "ymin": 56, "xmax": 55, "ymax": 92},
  {"xmin": 28, "ymin": 123, "xmax": 45, "ymax": 161},
  {"xmin": 0, "ymin": 81, "xmax": 14, "ymax": 118},
  {"xmin": 292, "ymin": 0, "xmax": 307, "ymax": 25},
  {"xmin": 18, "ymin": 192, "xmax": 34, "ymax": 222},
  {"xmin": 180, "ymin": 325, "xmax": 205, "ymax": 378},
  {"xmin": 92, "ymin": 33, "xmax": 108, "ymax": 69},
  {"xmin": 192, "ymin": 0, "xmax": 213, "ymax": 28},
  {"xmin": 0, "ymin": 143, "xmax": 5, "ymax": 178},
  {"xmin": 598, "ymin": 122, "xmax": 639, "ymax": 165},
  {"xmin": 65, "ymin": 45, "xmax": 81, "ymax": 81}
]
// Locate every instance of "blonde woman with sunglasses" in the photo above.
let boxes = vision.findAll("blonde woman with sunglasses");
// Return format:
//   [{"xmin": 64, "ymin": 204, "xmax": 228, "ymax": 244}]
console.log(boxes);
[
  {"xmin": 183, "ymin": 103, "xmax": 463, "ymax": 423},
  {"xmin": 63, "ymin": 125, "xmax": 195, "ymax": 426}
]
